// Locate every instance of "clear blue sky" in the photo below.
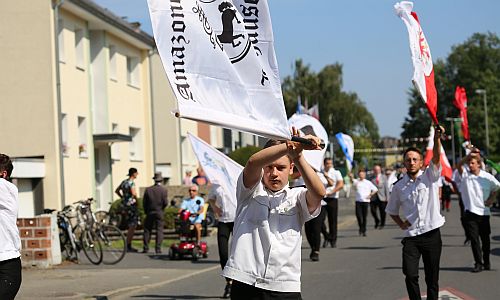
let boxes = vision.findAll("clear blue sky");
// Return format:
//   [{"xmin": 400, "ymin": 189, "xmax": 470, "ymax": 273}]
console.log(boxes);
[{"xmin": 94, "ymin": 0, "xmax": 499, "ymax": 138}]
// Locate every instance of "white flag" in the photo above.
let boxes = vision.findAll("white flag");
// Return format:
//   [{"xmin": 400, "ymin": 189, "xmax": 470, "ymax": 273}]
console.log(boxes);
[
  {"xmin": 288, "ymin": 114, "xmax": 328, "ymax": 171},
  {"xmin": 148, "ymin": 0, "xmax": 290, "ymax": 140},
  {"xmin": 188, "ymin": 133, "xmax": 243, "ymax": 207}
]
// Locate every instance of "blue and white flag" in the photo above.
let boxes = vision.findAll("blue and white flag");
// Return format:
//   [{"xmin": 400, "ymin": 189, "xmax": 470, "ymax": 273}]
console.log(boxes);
[
  {"xmin": 288, "ymin": 114, "xmax": 328, "ymax": 171},
  {"xmin": 188, "ymin": 133, "xmax": 243, "ymax": 207},
  {"xmin": 148, "ymin": 0, "xmax": 290, "ymax": 140},
  {"xmin": 335, "ymin": 133, "xmax": 354, "ymax": 170}
]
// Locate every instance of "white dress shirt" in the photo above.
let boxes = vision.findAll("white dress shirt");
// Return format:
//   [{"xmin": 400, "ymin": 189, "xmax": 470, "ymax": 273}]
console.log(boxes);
[
  {"xmin": 208, "ymin": 184, "xmax": 236, "ymax": 223},
  {"xmin": 386, "ymin": 163, "xmax": 445, "ymax": 237},
  {"xmin": 222, "ymin": 172, "xmax": 320, "ymax": 292},
  {"xmin": 0, "ymin": 178, "xmax": 21, "ymax": 261},
  {"xmin": 352, "ymin": 179, "xmax": 377, "ymax": 202},
  {"xmin": 457, "ymin": 169, "xmax": 500, "ymax": 216},
  {"xmin": 324, "ymin": 168, "xmax": 344, "ymax": 199}
]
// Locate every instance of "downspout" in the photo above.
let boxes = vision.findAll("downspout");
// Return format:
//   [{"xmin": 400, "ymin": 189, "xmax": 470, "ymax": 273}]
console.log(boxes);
[
  {"xmin": 148, "ymin": 48, "xmax": 157, "ymax": 176},
  {"xmin": 53, "ymin": 0, "xmax": 66, "ymax": 209}
]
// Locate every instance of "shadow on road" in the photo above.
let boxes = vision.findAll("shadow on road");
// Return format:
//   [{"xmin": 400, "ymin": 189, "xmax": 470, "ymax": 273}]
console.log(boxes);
[
  {"xmin": 340, "ymin": 246, "xmax": 386, "ymax": 250},
  {"xmin": 379, "ymin": 266, "xmax": 472, "ymax": 272},
  {"xmin": 491, "ymin": 247, "xmax": 500, "ymax": 256},
  {"xmin": 131, "ymin": 295, "xmax": 219, "ymax": 299},
  {"xmin": 492, "ymin": 235, "xmax": 500, "ymax": 242}
]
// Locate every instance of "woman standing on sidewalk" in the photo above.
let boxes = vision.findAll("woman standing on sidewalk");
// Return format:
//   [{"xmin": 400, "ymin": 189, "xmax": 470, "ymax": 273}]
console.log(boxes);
[{"xmin": 0, "ymin": 154, "xmax": 22, "ymax": 300}]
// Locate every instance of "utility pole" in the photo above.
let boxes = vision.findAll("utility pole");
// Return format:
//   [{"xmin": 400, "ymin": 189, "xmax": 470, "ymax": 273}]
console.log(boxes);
[
  {"xmin": 475, "ymin": 89, "xmax": 489, "ymax": 155},
  {"xmin": 445, "ymin": 117, "xmax": 462, "ymax": 167}
]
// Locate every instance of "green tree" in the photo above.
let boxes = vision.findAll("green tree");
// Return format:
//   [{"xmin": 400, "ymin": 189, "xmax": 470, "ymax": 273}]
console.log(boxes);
[
  {"xmin": 401, "ymin": 32, "xmax": 500, "ymax": 160},
  {"xmin": 228, "ymin": 146, "xmax": 261, "ymax": 167}
]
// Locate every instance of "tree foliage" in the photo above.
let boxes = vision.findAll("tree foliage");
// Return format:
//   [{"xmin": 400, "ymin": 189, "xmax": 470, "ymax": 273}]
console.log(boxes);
[
  {"xmin": 281, "ymin": 59, "xmax": 380, "ymax": 163},
  {"xmin": 402, "ymin": 32, "xmax": 500, "ymax": 160}
]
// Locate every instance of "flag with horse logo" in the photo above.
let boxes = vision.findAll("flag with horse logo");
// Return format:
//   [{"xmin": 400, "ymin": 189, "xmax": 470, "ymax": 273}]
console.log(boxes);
[{"xmin": 148, "ymin": 0, "xmax": 289, "ymax": 140}]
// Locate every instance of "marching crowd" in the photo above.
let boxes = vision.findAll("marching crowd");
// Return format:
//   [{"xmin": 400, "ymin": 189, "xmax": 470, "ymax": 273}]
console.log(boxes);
[{"xmin": 1, "ymin": 127, "xmax": 499, "ymax": 300}]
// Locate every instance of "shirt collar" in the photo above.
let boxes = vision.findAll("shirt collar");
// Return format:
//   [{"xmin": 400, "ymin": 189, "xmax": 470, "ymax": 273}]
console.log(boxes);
[
  {"xmin": 404, "ymin": 170, "xmax": 423, "ymax": 183},
  {"xmin": 264, "ymin": 182, "xmax": 290, "ymax": 196}
]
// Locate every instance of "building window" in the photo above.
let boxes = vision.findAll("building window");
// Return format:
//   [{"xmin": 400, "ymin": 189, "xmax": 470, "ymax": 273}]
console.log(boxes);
[
  {"xmin": 126, "ymin": 56, "xmax": 139, "ymax": 87},
  {"xmin": 78, "ymin": 116, "xmax": 88, "ymax": 158},
  {"xmin": 61, "ymin": 113, "xmax": 69, "ymax": 156},
  {"xmin": 58, "ymin": 19, "xmax": 65, "ymax": 62},
  {"xmin": 129, "ymin": 127, "xmax": 142, "ymax": 161},
  {"xmin": 75, "ymin": 28, "xmax": 85, "ymax": 69},
  {"xmin": 109, "ymin": 45, "xmax": 117, "ymax": 80},
  {"xmin": 111, "ymin": 123, "xmax": 120, "ymax": 160}
]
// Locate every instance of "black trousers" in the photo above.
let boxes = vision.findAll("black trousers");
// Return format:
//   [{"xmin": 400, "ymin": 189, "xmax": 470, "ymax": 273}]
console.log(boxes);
[
  {"xmin": 458, "ymin": 196, "xmax": 471, "ymax": 240},
  {"xmin": 143, "ymin": 213, "xmax": 164, "ymax": 251},
  {"xmin": 231, "ymin": 280, "xmax": 302, "ymax": 300},
  {"xmin": 370, "ymin": 197, "xmax": 387, "ymax": 227},
  {"xmin": 355, "ymin": 202, "xmax": 369, "ymax": 234},
  {"xmin": 463, "ymin": 211, "xmax": 490, "ymax": 266},
  {"xmin": 0, "ymin": 257, "xmax": 22, "ymax": 300},
  {"xmin": 402, "ymin": 228, "xmax": 442, "ymax": 300},
  {"xmin": 305, "ymin": 206, "xmax": 327, "ymax": 252},
  {"xmin": 323, "ymin": 198, "xmax": 338, "ymax": 242},
  {"xmin": 218, "ymin": 222, "xmax": 234, "ymax": 273}
]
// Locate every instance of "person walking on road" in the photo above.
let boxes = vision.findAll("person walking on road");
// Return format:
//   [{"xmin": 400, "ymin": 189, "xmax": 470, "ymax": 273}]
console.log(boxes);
[
  {"xmin": 115, "ymin": 167, "xmax": 139, "ymax": 252},
  {"xmin": 370, "ymin": 164, "xmax": 389, "ymax": 229},
  {"xmin": 208, "ymin": 184, "xmax": 236, "ymax": 298},
  {"xmin": 456, "ymin": 148, "xmax": 500, "ymax": 273},
  {"xmin": 349, "ymin": 169, "xmax": 378, "ymax": 237},
  {"xmin": 386, "ymin": 125, "xmax": 445, "ymax": 300},
  {"xmin": 0, "ymin": 154, "xmax": 22, "ymax": 300},
  {"xmin": 222, "ymin": 131, "xmax": 325, "ymax": 300},
  {"xmin": 142, "ymin": 172, "xmax": 168, "ymax": 254},
  {"xmin": 321, "ymin": 158, "xmax": 344, "ymax": 247}
]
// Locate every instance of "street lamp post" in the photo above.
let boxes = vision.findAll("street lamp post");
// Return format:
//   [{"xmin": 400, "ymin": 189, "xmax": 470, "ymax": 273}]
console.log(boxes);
[{"xmin": 475, "ymin": 89, "xmax": 489, "ymax": 155}]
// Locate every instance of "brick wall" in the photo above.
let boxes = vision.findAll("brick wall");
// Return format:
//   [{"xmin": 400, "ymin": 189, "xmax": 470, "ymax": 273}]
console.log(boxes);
[{"xmin": 17, "ymin": 214, "xmax": 61, "ymax": 268}]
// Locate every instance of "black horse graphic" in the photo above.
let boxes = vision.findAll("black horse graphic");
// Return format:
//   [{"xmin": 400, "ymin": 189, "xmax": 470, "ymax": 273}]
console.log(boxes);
[{"xmin": 217, "ymin": 2, "xmax": 244, "ymax": 47}]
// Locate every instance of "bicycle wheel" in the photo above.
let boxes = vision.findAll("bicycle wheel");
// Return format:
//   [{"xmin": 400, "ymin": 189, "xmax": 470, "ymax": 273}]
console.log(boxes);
[
  {"xmin": 59, "ymin": 223, "xmax": 79, "ymax": 262},
  {"xmin": 81, "ymin": 230, "xmax": 103, "ymax": 265},
  {"xmin": 98, "ymin": 225, "xmax": 126, "ymax": 265}
]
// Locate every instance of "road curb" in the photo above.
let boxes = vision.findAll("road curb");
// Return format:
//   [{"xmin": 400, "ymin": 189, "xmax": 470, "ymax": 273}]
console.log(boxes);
[{"xmin": 106, "ymin": 265, "xmax": 220, "ymax": 299}]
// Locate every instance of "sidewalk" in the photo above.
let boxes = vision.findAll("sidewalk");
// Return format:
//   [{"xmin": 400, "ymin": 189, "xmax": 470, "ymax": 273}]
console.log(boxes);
[{"xmin": 17, "ymin": 195, "xmax": 356, "ymax": 299}]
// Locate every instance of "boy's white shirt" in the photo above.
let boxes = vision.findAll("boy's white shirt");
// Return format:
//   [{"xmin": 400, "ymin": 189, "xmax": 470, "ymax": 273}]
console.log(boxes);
[
  {"xmin": 0, "ymin": 178, "xmax": 21, "ymax": 261},
  {"xmin": 222, "ymin": 171, "xmax": 320, "ymax": 292}
]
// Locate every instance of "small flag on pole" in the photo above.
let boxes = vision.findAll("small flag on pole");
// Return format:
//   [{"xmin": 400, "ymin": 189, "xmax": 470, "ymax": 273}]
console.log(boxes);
[
  {"xmin": 335, "ymin": 133, "xmax": 354, "ymax": 170},
  {"xmin": 453, "ymin": 86, "xmax": 470, "ymax": 141}
]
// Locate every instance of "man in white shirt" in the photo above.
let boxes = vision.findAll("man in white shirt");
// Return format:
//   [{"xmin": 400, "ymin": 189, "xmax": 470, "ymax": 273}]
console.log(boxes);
[
  {"xmin": 208, "ymin": 184, "xmax": 237, "ymax": 298},
  {"xmin": 349, "ymin": 169, "xmax": 378, "ymax": 237},
  {"xmin": 370, "ymin": 164, "xmax": 390, "ymax": 229},
  {"xmin": 222, "ymin": 131, "xmax": 325, "ymax": 299},
  {"xmin": 456, "ymin": 148, "xmax": 500, "ymax": 273},
  {"xmin": 321, "ymin": 158, "xmax": 344, "ymax": 247},
  {"xmin": 0, "ymin": 154, "xmax": 22, "ymax": 300},
  {"xmin": 386, "ymin": 126, "xmax": 445, "ymax": 300}
]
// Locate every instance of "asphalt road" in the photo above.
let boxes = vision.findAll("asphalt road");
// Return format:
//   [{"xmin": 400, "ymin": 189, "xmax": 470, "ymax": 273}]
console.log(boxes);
[{"xmin": 120, "ymin": 198, "xmax": 500, "ymax": 300}]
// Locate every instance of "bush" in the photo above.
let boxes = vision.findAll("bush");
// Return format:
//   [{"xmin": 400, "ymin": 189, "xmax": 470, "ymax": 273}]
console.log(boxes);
[{"xmin": 229, "ymin": 145, "xmax": 261, "ymax": 166}]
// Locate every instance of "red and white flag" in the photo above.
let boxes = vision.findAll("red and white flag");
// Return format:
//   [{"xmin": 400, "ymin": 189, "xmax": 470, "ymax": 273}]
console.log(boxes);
[
  {"xmin": 453, "ymin": 86, "xmax": 470, "ymax": 141},
  {"xmin": 424, "ymin": 126, "xmax": 452, "ymax": 181},
  {"xmin": 395, "ymin": 1, "xmax": 438, "ymax": 124}
]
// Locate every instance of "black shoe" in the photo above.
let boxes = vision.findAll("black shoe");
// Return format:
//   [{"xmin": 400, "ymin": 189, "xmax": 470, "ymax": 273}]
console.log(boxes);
[
  {"xmin": 141, "ymin": 248, "xmax": 149, "ymax": 254},
  {"xmin": 222, "ymin": 282, "xmax": 231, "ymax": 298},
  {"xmin": 484, "ymin": 264, "xmax": 491, "ymax": 270},
  {"xmin": 472, "ymin": 264, "xmax": 483, "ymax": 273},
  {"xmin": 322, "ymin": 239, "xmax": 328, "ymax": 248},
  {"xmin": 155, "ymin": 249, "xmax": 162, "ymax": 254},
  {"xmin": 374, "ymin": 223, "xmax": 379, "ymax": 229},
  {"xmin": 379, "ymin": 225, "xmax": 384, "ymax": 230},
  {"xmin": 310, "ymin": 251, "xmax": 319, "ymax": 262},
  {"xmin": 330, "ymin": 241, "xmax": 336, "ymax": 248},
  {"xmin": 464, "ymin": 238, "xmax": 470, "ymax": 246},
  {"xmin": 362, "ymin": 232, "xmax": 367, "ymax": 237},
  {"xmin": 127, "ymin": 246, "xmax": 139, "ymax": 253}
]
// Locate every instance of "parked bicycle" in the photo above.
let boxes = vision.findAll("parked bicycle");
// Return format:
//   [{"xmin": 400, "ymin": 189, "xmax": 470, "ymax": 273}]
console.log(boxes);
[
  {"xmin": 93, "ymin": 207, "xmax": 127, "ymax": 265},
  {"xmin": 55, "ymin": 201, "xmax": 103, "ymax": 265}
]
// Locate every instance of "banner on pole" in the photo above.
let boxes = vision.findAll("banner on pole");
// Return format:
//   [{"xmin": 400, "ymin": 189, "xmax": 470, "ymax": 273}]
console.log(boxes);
[
  {"xmin": 394, "ymin": 1, "xmax": 438, "ymax": 124},
  {"xmin": 188, "ymin": 133, "xmax": 243, "ymax": 208},
  {"xmin": 288, "ymin": 114, "xmax": 328, "ymax": 171},
  {"xmin": 335, "ymin": 133, "xmax": 354, "ymax": 170},
  {"xmin": 148, "ymin": 0, "xmax": 290, "ymax": 140}
]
